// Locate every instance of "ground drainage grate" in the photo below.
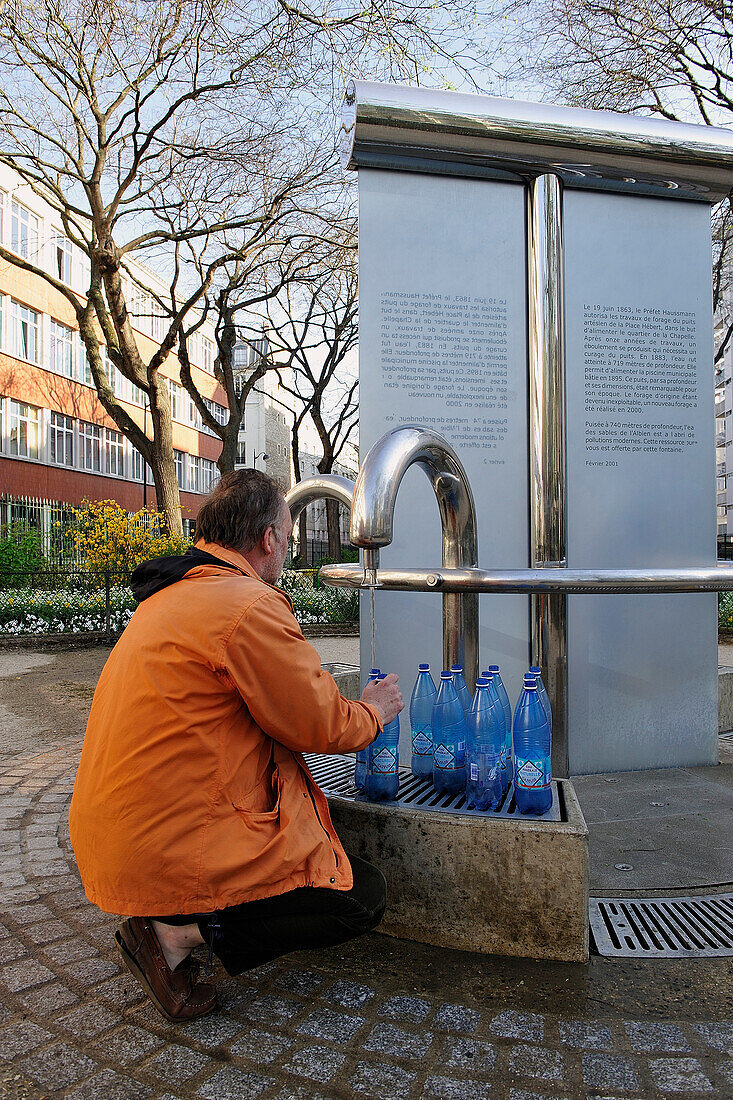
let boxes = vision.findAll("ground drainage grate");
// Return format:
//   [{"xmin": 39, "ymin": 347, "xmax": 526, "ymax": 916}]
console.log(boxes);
[
  {"xmin": 590, "ymin": 894, "xmax": 733, "ymax": 958},
  {"xmin": 304, "ymin": 752, "xmax": 563, "ymax": 821}
]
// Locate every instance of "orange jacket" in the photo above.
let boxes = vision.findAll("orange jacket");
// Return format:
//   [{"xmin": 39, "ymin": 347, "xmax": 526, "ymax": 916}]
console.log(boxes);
[{"xmin": 69, "ymin": 542, "xmax": 381, "ymax": 916}]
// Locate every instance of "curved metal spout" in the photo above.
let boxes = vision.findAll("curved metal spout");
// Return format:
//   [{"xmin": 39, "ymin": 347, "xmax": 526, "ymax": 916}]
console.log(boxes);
[
  {"xmin": 285, "ymin": 474, "xmax": 355, "ymax": 525},
  {"xmin": 351, "ymin": 425, "xmax": 479, "ymax": 686}
]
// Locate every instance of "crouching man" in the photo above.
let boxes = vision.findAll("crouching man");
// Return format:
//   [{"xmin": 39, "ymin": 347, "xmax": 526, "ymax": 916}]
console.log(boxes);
[{"xmin": 69, "ymin": 469, "xmax": 402, "ymax": 1021}]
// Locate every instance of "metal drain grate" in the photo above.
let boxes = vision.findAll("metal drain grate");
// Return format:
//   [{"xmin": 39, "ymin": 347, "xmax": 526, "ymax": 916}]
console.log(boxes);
[
  {"xmin": 590, "ymin": 895, "xmax": 733, "ymax": 958},
  {"xmin": 303, "ymin": 753, "xmax": 562, "ymax": 821}
]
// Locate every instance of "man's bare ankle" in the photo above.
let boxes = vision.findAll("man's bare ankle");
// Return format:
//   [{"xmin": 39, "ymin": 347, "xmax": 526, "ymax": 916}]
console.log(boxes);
[{"xmin": 152, "ymin": 920, "xmax": 204, "ymax": 971}]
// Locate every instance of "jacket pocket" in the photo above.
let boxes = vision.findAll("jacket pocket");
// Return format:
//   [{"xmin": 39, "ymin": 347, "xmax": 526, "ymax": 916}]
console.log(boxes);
[{"xmin": 231, "ymin": 766, "xmax": 281, "ymax": 822}]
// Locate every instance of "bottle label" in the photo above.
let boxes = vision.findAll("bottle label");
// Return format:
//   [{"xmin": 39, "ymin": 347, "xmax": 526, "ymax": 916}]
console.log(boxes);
[
  {"xmin": 516, "ymin": 759, "xmax": 549, "ymax": 789},
  {"xmin": 469, "ymin": 762, "xmax": 479, "ymax": 781},
  {"xmin": 372, "ymin": 747, "xmax": 397, "ymax": 775},
  {"xmin": 412, "ymin": 730, "xmax": 432, "ymax": 755},
  {"xmin": 433, "ymin": 744, "xmax": 456, "ymax": 770}
]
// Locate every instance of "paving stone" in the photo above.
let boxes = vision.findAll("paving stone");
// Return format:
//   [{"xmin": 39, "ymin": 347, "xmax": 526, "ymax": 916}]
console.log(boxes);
[
  {"xmin": 65, "ymin": 1067, "xmax": 153, "ymax": 1099},
  {"xmin": 43, "ymin": 938, "xmax": 99, "ymax": 965},
  {"xmin": 282, "ymin": 1044, "xmax": 346, "ymax": 1083},
  {"xmin": 296, "ymin": 1006, "xmax": 366, "ymax": 1042},
  {"xmin": 145, "ymin": 1044, "xmax": 209, "ymax": 1082},
  {"xmin": 178, "ymin": 1013, "xmax": 242, "ymax": 1047},
  {"xmin": 624, "ymin": 1021, "xmax": 691, "ymax": 1052},
  {"xmin": 348, "ymin": 1059, "xmax": 416, "ymax": 1099},
  {"xmin": 197, "ymin": 1066, "xmax": 275, "ymax": 1099},
  {"xmin": 692, "ymin": 1022, "xmax": 733, "ymax": 1052},
  {"xmin": 435, "ymin": 1002, "xmax": 481, "ymax": 1033},
  {"xmin": 95, "ymin": 1024, "xmax": 165, "ymax": 1065},
  {"xmin": 0, "ymin": 1021, "xmax": 53, "ymax": 1061},
  {"xmin": 16, "ymin": 979, "xmax": 79, "ymax": 1013},
  {"xmin": 559, "ymin": 1020, "xmax": 613, "ymax": 1050},
  {"xmin": 273, "ymin": 1087, "xmax": 331, "ymax": 1100},
  {"xmin": 581, "ymin": 1052, "xmax": 640, "ymax": 1092},
  {"xmin": 275, "ymin": 968, "xmax": 325, "ymax": 996},
  {"xmin": 648, "ymin": 1056, "xmax": 713, "ymax": 1092},
  {"xmin": 424, "ymin": 1076, "xmax": 491, "ymax": 1099},
  {"xmin": 18, "ymin": 1040, "xmax": 99, "ymax": 1089},
  {"xmin": 58, "ymin": 1003, "xmax": 123, "ymax": 1039},
  {"xmin": 65, "ymin": 956, "xmax": 120, "ymax": 984},
  {"xmin": 378, "ymin": 994, "xmax": 431, "ymax": 1023},
  {"xmin": 363, "ymin": 1021, "xmax": 433, "ymax": 1060},
  {"xmin": 509, "ymin": 1044, "xmax": 566, "ymax": 1083},
  {"xmin": 216, "ymin": 979, "xmax": 259, "ymax": 1012},
  {"xmin": 490, "ymin": 1011, "xmax": 545, "ymax": 1042},
  {"xmin": 230, "ymin": 1028, "xmax": 293, "ymax": 1063},
  {"xmin": 4, "ymin": 902, "xmax": 54, "ymax": 925},
  {"xmin": 323, "ymin": 979, "xmax": 375, "ymax": 1009},
  {"xmin": 27, "ymin": 860, "xmax": 69, "ymax": 877},
  {"xmin": 242, "ymin": 995, "xmax": 305, "ymax": 1025},
  {"xmin": 94, "ymin": 972, "xmax": 147, "ymax": 1007},
  {"xmin": 443, "ymin": 1035, "xmax": 497, "ymax": 1072},
  {"xmin": 0, "ymin": 957, "xmax": 55, "ymax": 992},
  {"xmin": 0, "ymin": 940, "xmax": 28, "ymax": 965},
  {"xmin": 509, "ymin": 1091, "xmax": 571, "ymax": 1100},
  {"xmin": 22, "ymin": 919, "xmax": 73, "ymax": 945}
]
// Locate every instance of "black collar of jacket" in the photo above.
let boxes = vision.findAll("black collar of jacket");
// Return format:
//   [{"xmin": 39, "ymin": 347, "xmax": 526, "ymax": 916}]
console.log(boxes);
[{"xmin": 130, "ymin": 547, "xmax": 242, "ymax": 602}]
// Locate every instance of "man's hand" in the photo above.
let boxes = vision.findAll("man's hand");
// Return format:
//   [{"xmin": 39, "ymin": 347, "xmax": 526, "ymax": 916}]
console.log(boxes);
[{"xmin": 361, "ymin": 672, "xmax": 403, "ymax": 726}]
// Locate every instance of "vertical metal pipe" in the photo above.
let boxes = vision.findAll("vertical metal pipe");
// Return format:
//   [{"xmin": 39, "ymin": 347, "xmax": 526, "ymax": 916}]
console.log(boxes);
[{"xmin": 527, "ymin": 174, "xmax": 569, "ymax": 777}]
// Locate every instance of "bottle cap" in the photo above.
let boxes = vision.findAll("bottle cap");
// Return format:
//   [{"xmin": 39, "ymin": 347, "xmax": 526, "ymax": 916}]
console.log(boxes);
[
  {"xmin": 529, "ymin": 666, "xmax": 541, "ymax": 676},
  {"xmin": 488, "ymin": 664, "xmax": 500, "ymax": 673},
  {"xmin": 370, "ymin": 668, "xmax": 380, "ymax": 676},
  {"xmin": 524, "ymin": 673, "xmax": 538, "ymax": 685},
  {"xmin": 440, "ymin": 670, "xmax": 453, "ymax": 680},
  {"xmin": 475, "ymin": 677, "xmax": 489, "ymax": 687},
  {"xmin": 418, "ymin": 663, "xmax": 430, "ymax": 670},
  {"xmin": 480, "ymin": 669, "xmax": 490, "ymax": 678},
  {"xmin": 450, "ymin": 664, "xmax": 463, "ymax": 673}
]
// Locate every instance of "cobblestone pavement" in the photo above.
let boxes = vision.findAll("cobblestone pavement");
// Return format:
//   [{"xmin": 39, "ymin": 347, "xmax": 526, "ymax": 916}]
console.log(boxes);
[
  {"xmin": 1, "ymin": 739, "xmax": 732, "ymax": 1100},
  {"xmin": 0, "ymin": 646, "xmax": 732, "ymax": 1099}
]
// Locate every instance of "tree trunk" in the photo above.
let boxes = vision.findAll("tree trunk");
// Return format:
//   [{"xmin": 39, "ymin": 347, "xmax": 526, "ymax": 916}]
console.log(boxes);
[
  {"xmin": 326, "ymin": 498, "xmax": 342, "ymax": 561},
  {"xmin": 148, "ymin": 375, "xmax": 183, "ymax": 538}
]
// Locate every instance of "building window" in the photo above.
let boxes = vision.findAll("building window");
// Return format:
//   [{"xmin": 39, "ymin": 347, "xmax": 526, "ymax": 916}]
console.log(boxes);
[
  {"xmin": 201, "ymin": 457, "xmax": 217, "ymax": 493},
  {"xmin": 174, "ymin": 449, "xmax": 185, "ymax": 489},
  {"xmin": 49, "ymin": 319, "xmax": 74, "ymax": 377},
  {"xmin": 50, "ymin": 412, "xmax": 74, "ymax": 466},
  {"xmin": 9, "ymin": 299, "xmax": 39, "ymax": 362},
  {"xmin": 10, "ymin": 200, "xmax": 39, "ymax": 261},
  {"xmin": 200, "ymin": 336, "xmax": 213, "ymax": 373},
  {"xmin": 189, "ymin": 454, "xmax": 201, "ymax": 493},
  {"xmin": 169, "ymin": 379, "xmax": 181, "ymax": 421},
  {"xmin": 80, "ymin": 421, "xmax": 102, "ymax": 472},
  {"xmin": 9, "ymin": 400, "xmax": 40, "ymax": 459},
  {"xmin": 105, "ymin": 428, "xmax": 124, "ymax": 476},
  {"xmin": 54, "ymin": 234, "xmax": 73, "ymax": 284},
  {"xmin": 132, "ymin": 448, "xmax": 145, "ymax": 482}
]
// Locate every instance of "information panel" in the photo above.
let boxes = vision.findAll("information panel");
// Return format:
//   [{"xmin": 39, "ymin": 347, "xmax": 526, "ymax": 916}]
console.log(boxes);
[
  {"xmin": 358, "ymin": 169, "xmax": 529, "ymax": 744},
  {"xmin": 564, "ymin": 191, "xmax": 718, "ymax": 773}
]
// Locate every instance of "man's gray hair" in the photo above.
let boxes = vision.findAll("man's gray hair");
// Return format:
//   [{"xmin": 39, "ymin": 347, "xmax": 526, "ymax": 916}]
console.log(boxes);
[{"xmin": 195, "ymin": 469, "xmax": 285, "ymax": 552}]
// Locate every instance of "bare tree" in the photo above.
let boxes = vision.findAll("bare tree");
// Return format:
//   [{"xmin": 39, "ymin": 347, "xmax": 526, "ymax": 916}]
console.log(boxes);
[
  {"xmin": 251, "ymin": 240, "xmax": 359, "ymax": 560},
  {"xmin": 507, "ymin": 0, "xmax": 733, "ymax": 358},
  {"xmin": 0, "ymin": 0, "xmax": 503, "ymax": 534}
]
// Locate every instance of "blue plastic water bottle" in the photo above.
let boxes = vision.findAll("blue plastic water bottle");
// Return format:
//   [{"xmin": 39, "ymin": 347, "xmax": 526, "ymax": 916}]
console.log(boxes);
[
  {"xmin": 466, "ymin": 677, "xmax": 504, "ymax": 810},
  {"xmin": 365, "ymin": 674, "xmax": 400, "ymax": 801},
  {"xmin": 529, "ymin": 666, "xmax": 552, "ymax": 730},
  {"xmin": 355, "ymin": 668, "xmax": 380, "ymax": 791},
  {"xmin": 432, "ymin": 671, "xmax": 467, "ymax": 795},
  {"xmin": 410, "ymin": 664, "xmax": 437, "ymax": 779},
  {"xmin": 450, "ymin": 664, "xmax": 472, "ymax": 716},
  {"xmin": 482, "ymin": 669, "xmax": 509, "ymax": 796},
  {"xmin": 512, "ymin": 675, "xmax": 553, "ymax": 814},
  {"xmin": 488, "ymin": 664, "xmax": 513, "ymax": 795}
]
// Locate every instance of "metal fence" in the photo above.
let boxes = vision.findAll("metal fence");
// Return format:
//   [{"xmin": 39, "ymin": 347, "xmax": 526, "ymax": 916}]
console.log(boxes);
[{"xmin": 0, "ymin": 565, "xmax": 358, "ymax": 640}]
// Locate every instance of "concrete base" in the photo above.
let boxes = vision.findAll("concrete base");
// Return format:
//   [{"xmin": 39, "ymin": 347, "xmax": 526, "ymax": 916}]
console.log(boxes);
[
  {"xmin": 327, "ymin": 781, "xmax": 589, "ymax": 964},
  {"xmin": 719, "ymin": 666, "xmax": 733, "ymax": 733}
]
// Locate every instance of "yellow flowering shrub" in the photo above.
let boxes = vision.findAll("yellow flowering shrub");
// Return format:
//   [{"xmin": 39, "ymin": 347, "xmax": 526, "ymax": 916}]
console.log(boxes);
[{"xmin": 66, "ymin": 499, "xmax": 190, "ymax": 574}]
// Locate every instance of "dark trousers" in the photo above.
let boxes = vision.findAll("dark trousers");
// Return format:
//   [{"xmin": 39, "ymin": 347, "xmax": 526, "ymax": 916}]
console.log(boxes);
[{"xmin": 158, "ymin": 854, "xmax": 387, "ymax": 976}]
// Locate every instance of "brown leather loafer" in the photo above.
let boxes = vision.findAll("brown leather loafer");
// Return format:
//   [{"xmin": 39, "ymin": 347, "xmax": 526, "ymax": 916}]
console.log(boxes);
[{"xmin": 115, "ymin": 916, "xmax": 216, "ymax": 1022}]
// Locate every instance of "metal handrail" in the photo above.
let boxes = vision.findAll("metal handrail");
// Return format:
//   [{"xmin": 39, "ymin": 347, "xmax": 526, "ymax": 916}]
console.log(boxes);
[{"xmin": 319, "ymin": 562, "xmax": 733, "ymax": 594}]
